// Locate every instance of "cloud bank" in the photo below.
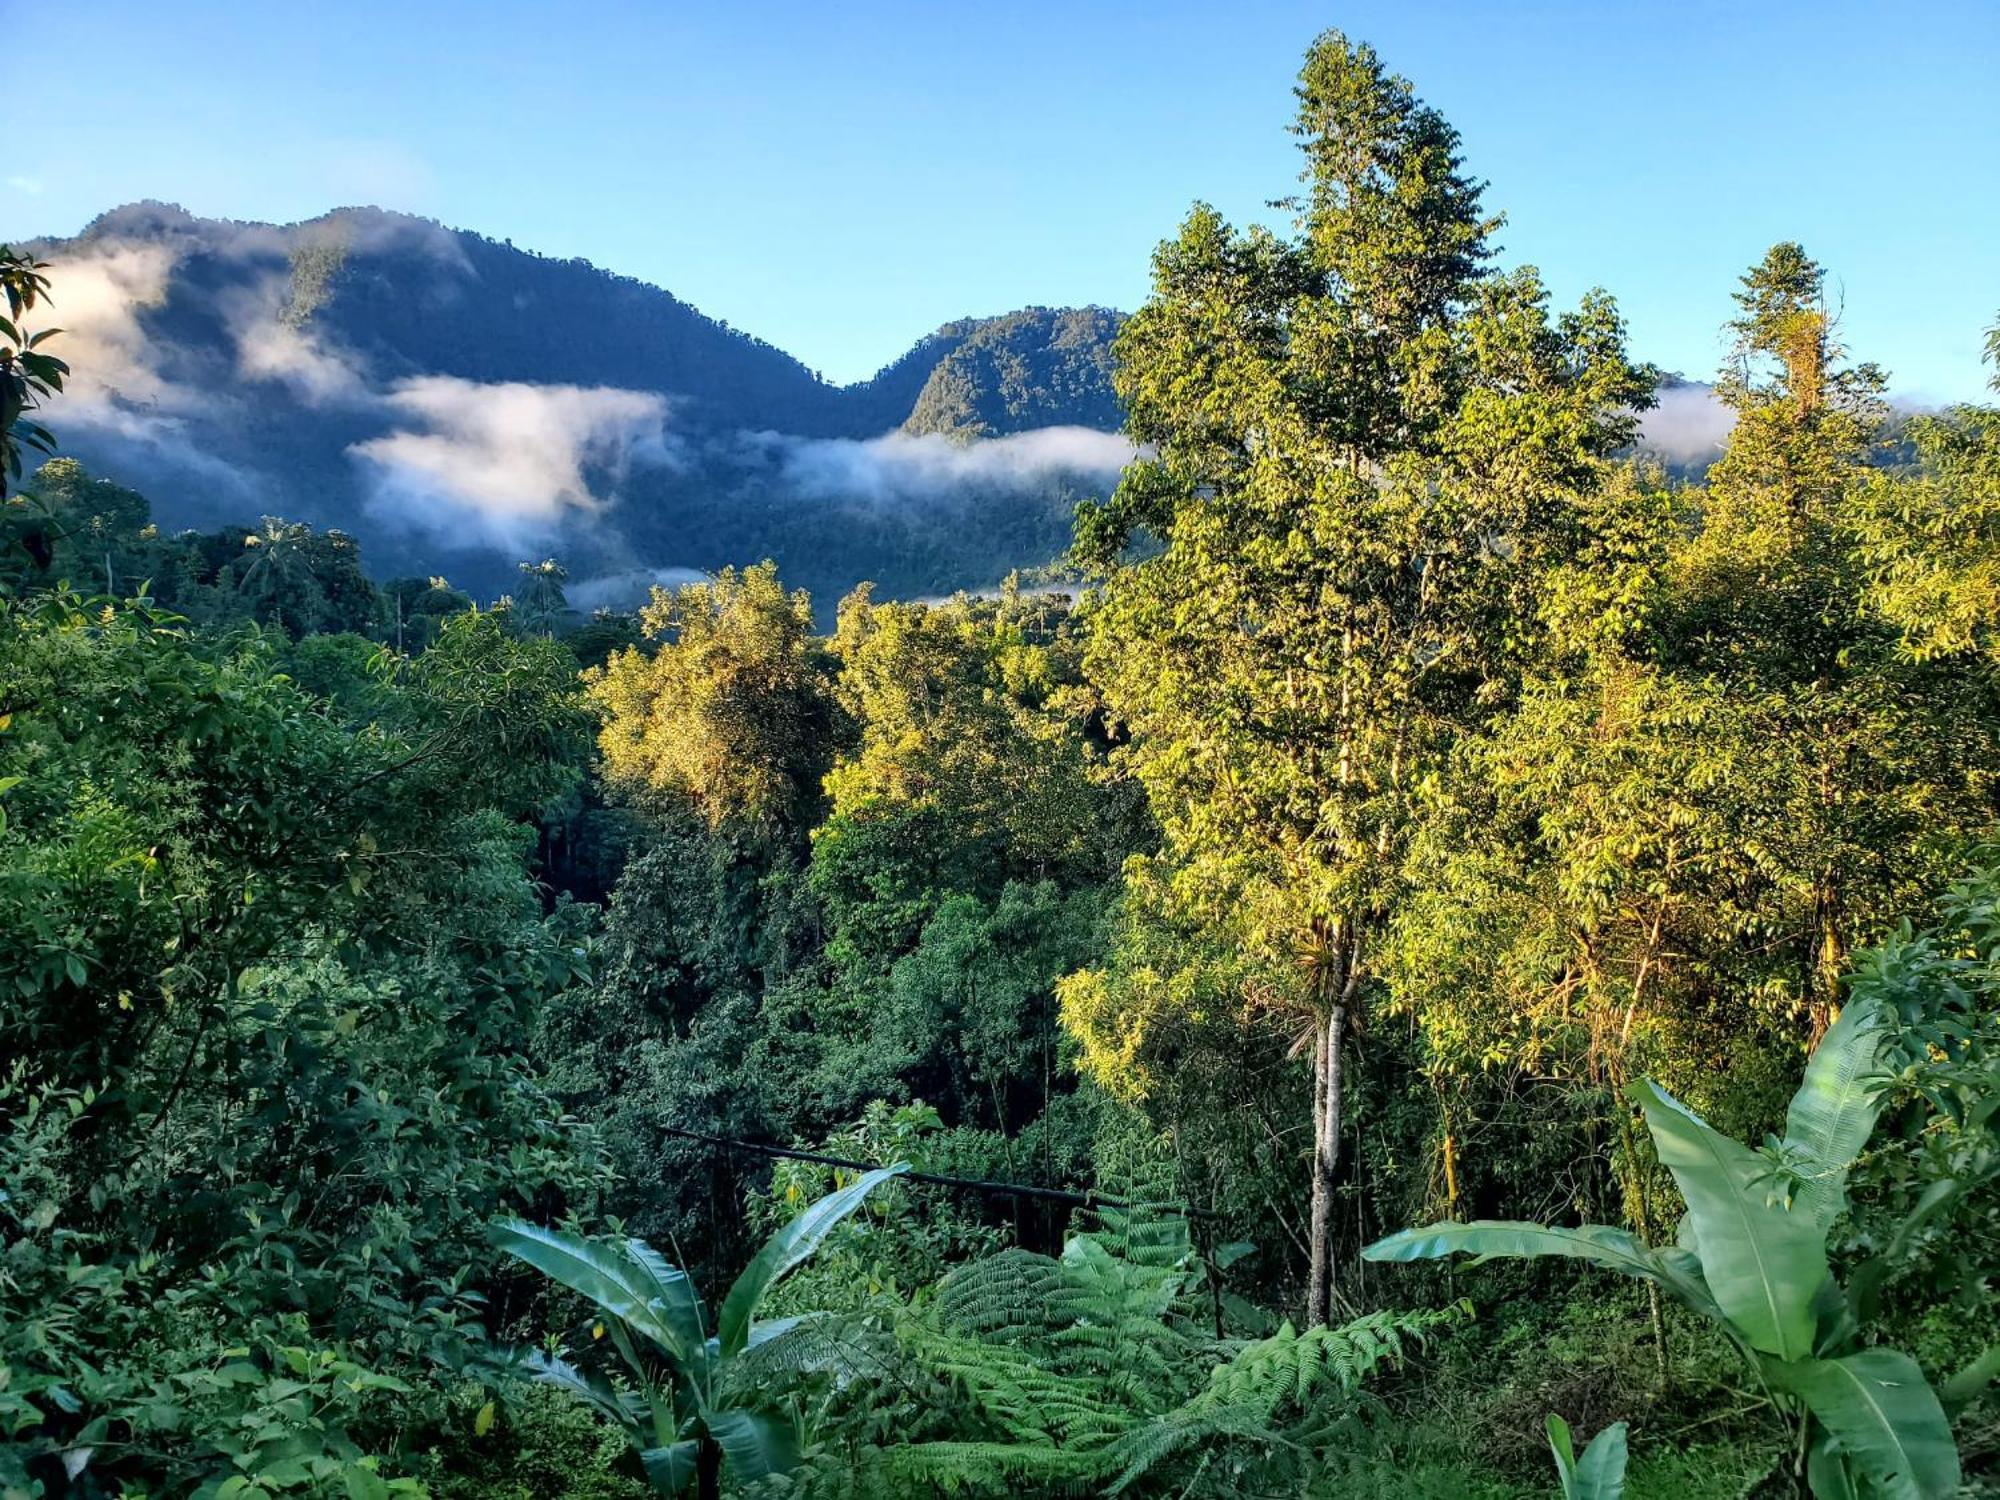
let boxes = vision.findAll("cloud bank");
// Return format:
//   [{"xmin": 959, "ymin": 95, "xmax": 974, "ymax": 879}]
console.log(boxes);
[
  {"xmin": 36, "ymin": 222, "xmax": 1136, "ymax": 583},
  {"xmin": 44, "ymin": 241, "xmax": 186, "ymax": 418},
  {"xmin": 42, "ymin": 230, "xmax": 680, "ymax": 549},
  {"xmin": 568, "ymin": 565, "xmax": 712, "ymax": 612},
  {"xmin": 1636, "ymin": 384, "xmax": 1735, "ymax": 468},
  {"xmin": 751, "ymin": 425, "xmax": 1138, "ymax": 503},
  {"xmin": 350, "ymin": 378, "xmax": 676, "ymax": 547}
]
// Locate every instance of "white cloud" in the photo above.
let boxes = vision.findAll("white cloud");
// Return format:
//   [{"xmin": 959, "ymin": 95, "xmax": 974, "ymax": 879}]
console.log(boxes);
[
  {"xmin": 221, "ymin": 273, "xmax": 364, "ymax": 405},
  {"xmin": 25, "ymin": 238, "xmax": 279, "ymax": 500},
  {"xmin": 350, "ymin": 377, "xmax": 676, "ymax": 547},
  {"xmin": 1636, "ymin": 384, "xmax": 1735, "ymax": 467},
  {"xmin": 234, "ymin": 313, "xmax": 360, "ymax": 402},
  {"xmin": 569, "ymin": 565, "xmax": 711, "ymax": 612},
  {"xmin": 6, "ymin": 175, "xmax": 44, "ymax": 196},
  {"xmin": 41, "ymin": 240, "xmax": 188, "ymax": 415},
  {"xmin": 758, "ymin": 425, "xmax": 1138, "ymax": 503}
]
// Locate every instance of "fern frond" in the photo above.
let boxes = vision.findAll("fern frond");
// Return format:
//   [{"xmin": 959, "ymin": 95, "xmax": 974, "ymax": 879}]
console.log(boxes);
[
  {"xmin": 717, "ymin": 1313, "xmax": 886, "ymax": 1402},
  {"xmin": 1104, "ymin": 1303, "xmax": 1472, "ymax": 1494},
  {"xmin": 875, "ymin": 1438, "xmax": 1106, "ymax": 1495},
  {"xmin": 936, "ymin": 1248, "xmax": 1068, "ymax": 1341},
  {"xmin": 1192, "ymin": 1303, "xmax": 1468, "ymax": 1421}
]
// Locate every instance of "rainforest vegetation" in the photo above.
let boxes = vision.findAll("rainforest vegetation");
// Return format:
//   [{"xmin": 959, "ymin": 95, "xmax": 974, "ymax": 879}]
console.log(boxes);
[{"xmin": 4, "ymin": 31, "xmax": 1999, "ymax": 1500}]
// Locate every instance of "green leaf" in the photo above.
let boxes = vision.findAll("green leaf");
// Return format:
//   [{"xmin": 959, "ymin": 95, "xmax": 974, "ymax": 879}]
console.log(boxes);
[
  {"xmin": 704, "ymin": 1405, "xmax": 798, "ymax": 1482},
  {"xmin": 1576, "ymin": 1421, "xmax": 1628, "ymax": 1500},
  {"xmin": 1807, "ymin": 1432, "xmax": 1860, "ymax": 1500},
  {"xmin": 638, "ymin": 1441, "xmax": 698, "ymax": 1495},
  {"xmin": 1548, "ymin": 1414, "xmax": 1626, "ymax": 1500},
  {"xmin": 746, "ymin": 1313, "xmax": 812, "ymax": 1348},
  {"xmin": 492, "ymin": 1220, "xmax": 699, "ymax": 1367},
  {"xmin": 1548, "ymin": 1413, "xmax": 1578, "ymax": 1494},
  {"xmin": 1939, "ymin": 1344, "xmax": 2000, "ymax": 1416},
  {"xmin": 620, "ymin": 1238, "xmax": 710, "ymax": 1378},
  {"xmin": 524, "ymin": 1350, "xmax": 645, "ymax": 1437},
  {"xmin": 715, "ymin": 1164, "xmax": 907, "ymax": 1358},
  {"xmin": 1362, "ymin": 1220, "xmax": 1727, "ymax": 1328},
  {"xmin": 1631, "ymin": 1079, "xmax": 1827, "ymax": 1360},
  {"xmin": 1783, "ymin": 996, "xmax": 1889, "ymax": 1230},
  {"xmin": 1769, "ymin": 1349, "xmax": 1958, "ymax": 1500}
]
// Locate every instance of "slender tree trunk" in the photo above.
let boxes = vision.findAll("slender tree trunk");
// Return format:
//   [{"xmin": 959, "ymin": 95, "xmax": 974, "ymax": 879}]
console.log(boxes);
[
  {"xmin": 1809, "ymin": 867, "xmax": 1844, "ymax": 1044},
  {"xmin": 1307, "ymin": 1004, "xmax": 1345, "ymax": 1327}
]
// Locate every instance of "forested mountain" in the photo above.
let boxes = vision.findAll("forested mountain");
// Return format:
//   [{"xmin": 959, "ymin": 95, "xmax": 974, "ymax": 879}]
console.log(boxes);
[
  {"xmin": 23, "ymin": 202, "xmax": 1131, "ymax": 608},
  {"xmin": 6, "ymin": 25, "xmax": 1999, "ymax": 1500},
  {"xmin": 903, "ymin": 306, "xmax": 1125, "ymax": 437}
]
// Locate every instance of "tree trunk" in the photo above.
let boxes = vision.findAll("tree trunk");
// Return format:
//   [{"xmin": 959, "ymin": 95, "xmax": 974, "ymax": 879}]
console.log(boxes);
[
  {"xmin": 697, "ymin": 1437, "xmax": 721, "ymax": 1500},
  {"xmin": 1306, "ymin": 1004, "xmax": 1345, "ymax": 1327}
]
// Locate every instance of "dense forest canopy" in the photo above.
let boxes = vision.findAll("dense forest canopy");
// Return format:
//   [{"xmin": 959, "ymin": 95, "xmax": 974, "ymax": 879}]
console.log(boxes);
[{"xmin": 3, "ymin": 28, "xmax": 1999, "ymax": 1500}]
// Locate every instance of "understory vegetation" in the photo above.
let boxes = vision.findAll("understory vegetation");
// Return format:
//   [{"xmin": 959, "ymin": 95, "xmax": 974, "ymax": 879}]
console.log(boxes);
[{"xmin": 3, "ymin": 29, "xmax": 1998, "ymax": 1500}]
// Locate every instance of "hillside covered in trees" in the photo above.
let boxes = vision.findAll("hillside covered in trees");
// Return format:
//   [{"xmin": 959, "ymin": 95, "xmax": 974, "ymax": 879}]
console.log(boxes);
[
  {"xmin": 25, "ymin": 201, "xmax": 1133, "ymax": 610},
  {"xmin": 3, "ymin": 28, "xmax": 1998, "ymax": 1500}
]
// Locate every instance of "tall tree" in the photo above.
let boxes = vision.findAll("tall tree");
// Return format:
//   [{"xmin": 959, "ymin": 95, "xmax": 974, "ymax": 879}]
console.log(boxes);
[
  {"xmin": 1066, "ymin": 31, "xmax": 1651, "ymax": 1324},
  {"xmin": 1385, "ymin": 253, "xmax": 2000, "ymax": 1263},
  {"xmin": 591, "ymin": 562, "xmax": 839, "ymax": 835},
  {"xmin": 513, "ymin": 557, "xmax": 572, "ymax": 638}
]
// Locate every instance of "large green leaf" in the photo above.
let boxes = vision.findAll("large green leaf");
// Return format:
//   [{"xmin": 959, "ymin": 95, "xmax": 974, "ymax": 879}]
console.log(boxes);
[
  {"xmin": 1547, "ymin": 1414, "xmax": 1627, "ymax": 1500},
  {"xmin": 1806, "ymin": 1432, "xmax": 1860, "ymax": 1500},
  {"xmin": 704, "ymin": 1404, "xmax": 799, "ymax": 1482},
  {"xmin": 1631, "ymin": 1080, "xmax": 1827, "ymax": 1360},
  {"xmin": 1783, "ymin": 996, "xmax": 1889, "ymax": 1230},
  {"xmin": 492, "ymin": 1220, "xmax": 702, "ymax": 1368},
  {"xmin": 716, "ymin": 1164, "xmax": 908, "ymax": 1357},
  {"xmin": 638, "ymin": 1441, "xmax": 699, "ymax": 1495},
  {"xmin": 525, "ymin": 1350, "xmax": 647, "ymax": 1438},
  {"xmin": 622, "ymin": 1238, "xmax": 711, "ymax": 1378},
  {"xmin": 1362, "ymin": 1220, "xmax": 1726, "ymax": 1328},
  {"xmin": 1769, "ymin": 1349, "xmax": 1958, "ymax": 1500},
  {"xmin": 1940, "ymin": 1344, "xmax": 2000, "ymax": 1416}
]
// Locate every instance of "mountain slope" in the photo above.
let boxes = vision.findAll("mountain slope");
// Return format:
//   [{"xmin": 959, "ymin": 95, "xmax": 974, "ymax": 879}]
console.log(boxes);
[
  {"xmin": 904, "ymin": 307, "xmax": 1125, "ymax": 438},
  {"xmin": 22, "ymin": 203, "xmax": 1132, "ymax": 609}
]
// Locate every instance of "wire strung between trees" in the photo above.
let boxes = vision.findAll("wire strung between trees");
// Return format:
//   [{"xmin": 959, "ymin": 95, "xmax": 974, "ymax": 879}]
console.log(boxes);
[{"xmin": 656, "ymin": 1123, "xmax": 1223, "ymax": 1222}]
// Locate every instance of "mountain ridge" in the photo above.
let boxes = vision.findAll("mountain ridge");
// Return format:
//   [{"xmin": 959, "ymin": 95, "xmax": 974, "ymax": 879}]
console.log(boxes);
[{"xmin": 19, "ymin": 202, "xmax": 1135, "ymax": 608}]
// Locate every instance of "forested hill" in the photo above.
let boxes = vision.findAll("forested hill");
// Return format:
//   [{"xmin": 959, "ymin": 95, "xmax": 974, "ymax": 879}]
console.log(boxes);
[
  {"xmin": 26, "ymin": 201, "xmax": 1132, "ymax": 608},
  {"xmin": 903, "ymin": 307, "xmax": 1125, "ymax": 437}
]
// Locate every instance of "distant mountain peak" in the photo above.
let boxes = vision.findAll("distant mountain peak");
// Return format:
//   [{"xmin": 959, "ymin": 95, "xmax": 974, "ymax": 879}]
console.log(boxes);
[{"xmin": 904, "ymin": 307, "xmax": 1126, "ymax": 439}]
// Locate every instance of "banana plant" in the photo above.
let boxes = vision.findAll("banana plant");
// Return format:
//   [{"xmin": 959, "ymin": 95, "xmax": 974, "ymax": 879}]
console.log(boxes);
[
  {"xmin": 493, "ymin": 1163, "xmax": 907, "ymax": 1500},
  {"xmin": 1547, "ymin": 1414, "xmax": 1626, "ymax": 1500},
  {"xmin": 1365, "ymin": 996, "xmax": 1986, "ymax": 1499}
]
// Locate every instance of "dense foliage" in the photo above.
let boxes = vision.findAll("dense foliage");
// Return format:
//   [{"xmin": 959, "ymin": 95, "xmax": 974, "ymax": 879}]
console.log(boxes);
[
  {"xmin": 903, "ymin": 307, "xmax": 1126, "ymax": 439},
  {"xmin": 5, "ymin": 28, "xmax": 1999, "ymax": 1500}
]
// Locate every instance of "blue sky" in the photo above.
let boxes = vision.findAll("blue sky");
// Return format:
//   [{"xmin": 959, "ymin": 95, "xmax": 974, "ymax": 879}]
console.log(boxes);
[{"xmin": 11, "ymin": 1, "xmax": 1998, "ymax": 398}]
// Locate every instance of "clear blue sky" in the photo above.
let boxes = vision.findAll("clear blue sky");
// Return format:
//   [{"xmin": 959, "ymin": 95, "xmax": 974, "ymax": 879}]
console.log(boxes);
[{"xmin": 11, "ymin": 1, "xmax": 1998, "ymax": 398}]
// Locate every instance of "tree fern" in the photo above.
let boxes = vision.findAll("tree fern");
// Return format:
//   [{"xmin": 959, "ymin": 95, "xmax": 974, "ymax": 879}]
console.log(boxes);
[
  {"xmin": 766, "ymin": 1209, "xmax": 1468, "ymax": 1499},
  {"xmin": 1190, "ymin": 1305, "xmax": 1468, "ymax": 1419},
  {"xmin": 1103, "ymin": 1303, "xmax": 1472, "ymax": 1494}
]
